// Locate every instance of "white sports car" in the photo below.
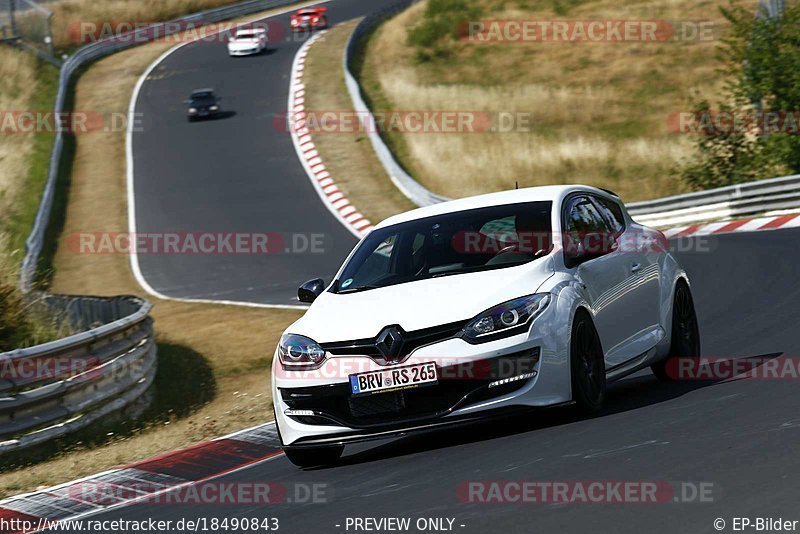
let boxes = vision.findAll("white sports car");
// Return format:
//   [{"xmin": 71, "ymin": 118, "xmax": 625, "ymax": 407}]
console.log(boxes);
[
  {"xmin": 227, "ymin": 28, "xmax": 268, "ymax": 57},
  {"xmin": 272, "ymin": 185, "xmax": 700, "ymax": 467}
]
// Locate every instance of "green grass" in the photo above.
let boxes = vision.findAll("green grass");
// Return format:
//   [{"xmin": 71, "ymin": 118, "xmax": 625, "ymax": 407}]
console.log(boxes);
[{"xmin": 3, "ymin": 60, "xmax": 60, "ymax": 280}]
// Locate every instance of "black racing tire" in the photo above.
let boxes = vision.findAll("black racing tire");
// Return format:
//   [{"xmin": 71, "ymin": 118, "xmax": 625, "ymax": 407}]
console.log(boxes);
[
  {"xmin": 570, "ymin": 309, "xmax": 607, "ymax": 414},
  {"xmin": 651, "ymin": 280, "xmax": 701, "ymax": 381},
  {"xmin": 284, "ymin": 446, "xmax": 344, "ymax": 468}
]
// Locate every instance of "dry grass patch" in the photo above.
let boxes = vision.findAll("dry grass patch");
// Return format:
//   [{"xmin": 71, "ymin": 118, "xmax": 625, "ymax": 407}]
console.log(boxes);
[
  {"xmin": 359, "ymin": 0, "xmax": 758, "ymax": 203},
  {"xmin": 303, "ymin": 21, "xmax": 416, "ymax": 224},
  {"xmin": 0, "ymin": 48, "xmax": 37, "ymax": 216},
  {"xmin": 48, "ymin": 0, "xmax": 247, "ymax": 49},
  {"xmin": 0, "ymin": 7, "xmax": 309, "ymax": 496}
]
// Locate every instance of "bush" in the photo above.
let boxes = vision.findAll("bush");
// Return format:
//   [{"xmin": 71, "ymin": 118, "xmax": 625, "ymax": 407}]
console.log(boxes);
[
  {"xmin": 407, "ymin": 0, "xmax": 483, "ymax": 54},
  {"xmin": 682, "ymin": 1, "xmax": 800, "ymax": 189}
]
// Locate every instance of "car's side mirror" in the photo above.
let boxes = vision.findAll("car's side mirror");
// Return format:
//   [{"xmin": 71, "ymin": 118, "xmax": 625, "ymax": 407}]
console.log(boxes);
[{"xmin": 298, "ymin": 278, "xmax": 325, "ymax": 303}]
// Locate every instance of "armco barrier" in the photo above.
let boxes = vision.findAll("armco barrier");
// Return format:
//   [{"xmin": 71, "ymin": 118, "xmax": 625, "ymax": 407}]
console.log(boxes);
[
  {"xmin": 19, "ymin": 0, "xmax": 304, "ymax": 292},
  {"xmin": 0, "ymin": 295, "xmax": 155, "ymax": 453},
  {"xmin": 343, "ymin": 0, "xmax": 450, "ymax": 208},
  {"xmin": 627, "ymin": 174, "xmax": 800, "ymax": 227},
  {"xmin": 342, "ymin": 2, "xmax": 800, "ymax": 227}
]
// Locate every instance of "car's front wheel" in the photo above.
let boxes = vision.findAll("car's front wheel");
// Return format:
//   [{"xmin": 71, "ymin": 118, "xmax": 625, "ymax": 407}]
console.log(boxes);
[
  {"xmin": 651, "ymin": 280, "xmax": 700, "ymax": 381},
  {"xmin": 570, "ymin": 310, "xmax": 606, "ymax": 414},
  {"xmin": 284, "ymin": 446, "xmax": 344, "ymax": 468}
]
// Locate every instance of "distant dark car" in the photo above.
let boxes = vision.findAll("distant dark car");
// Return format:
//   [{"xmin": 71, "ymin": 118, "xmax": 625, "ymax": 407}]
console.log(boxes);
[{"xmin": 185, "ymin": 89, "xmax": 222, "ymax": 121}]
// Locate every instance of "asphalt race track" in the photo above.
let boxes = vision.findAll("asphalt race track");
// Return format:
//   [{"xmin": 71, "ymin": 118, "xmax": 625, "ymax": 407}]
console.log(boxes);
[
  {"xmin": 62, "ymin": 228, "xmax": 800, "ymax": 533},
  {"xmin": 131, "ymin": 0, "xmax": 398, "ymax": 305},
  {"xmin": 125, "ymin": 1, "xmax": 800, "ymax": 532}
]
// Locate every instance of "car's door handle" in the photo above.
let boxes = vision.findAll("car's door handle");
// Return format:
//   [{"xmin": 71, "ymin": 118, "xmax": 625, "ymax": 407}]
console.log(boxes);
[{"xmin": 630, "ymin": 262, "xmax": 642, "ymax": 273}]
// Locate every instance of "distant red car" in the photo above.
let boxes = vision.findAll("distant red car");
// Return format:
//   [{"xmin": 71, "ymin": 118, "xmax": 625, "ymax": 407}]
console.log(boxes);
[{"xmin": 290, "ymin": 7, "xmax": 328, "ymax": 31}]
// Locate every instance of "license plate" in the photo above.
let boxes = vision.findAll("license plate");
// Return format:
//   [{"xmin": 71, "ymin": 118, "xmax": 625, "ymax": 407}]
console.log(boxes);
[{"xmin": 350, "ymin": 362, "xmax": 438, "ymax": 396}]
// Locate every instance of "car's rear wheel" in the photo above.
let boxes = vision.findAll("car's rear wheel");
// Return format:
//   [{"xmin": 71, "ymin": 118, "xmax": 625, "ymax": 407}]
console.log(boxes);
[
  {"xmin": 651, "ymin": 280, "xmax": 700, "ymax": 381},
  {"xmin": 570, "ymin": 310, "xmax": 606, "ymax": 414}
]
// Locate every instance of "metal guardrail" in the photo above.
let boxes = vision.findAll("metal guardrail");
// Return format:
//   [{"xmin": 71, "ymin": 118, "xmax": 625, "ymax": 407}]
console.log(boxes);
[
  {"xmin": 0, "ymin": 295, "xmax": 155, "ymax": 453},
  {"xmin": 626, "ymin": 174, "xmax": 800, "ymax": 227},
  {"xmin": 18, "ymin": 0, "xmax": 302, "ymax": 292},
  {"xmin": 343, "ymin": 0, "xmax": 450, "ymax": 208},
  {"xmin": 342, "ymin": 1, "xmax": 800, "ymax": 227}
]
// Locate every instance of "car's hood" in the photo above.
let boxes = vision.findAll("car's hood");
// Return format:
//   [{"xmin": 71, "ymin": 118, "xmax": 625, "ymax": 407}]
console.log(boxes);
[{"xmin": 289, "ymin": 256, "xmax": 555, "ymax": 343}]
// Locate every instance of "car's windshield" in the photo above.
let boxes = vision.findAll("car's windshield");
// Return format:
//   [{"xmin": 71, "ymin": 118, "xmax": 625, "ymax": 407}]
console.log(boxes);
[
  {"xmin": 190, "ymin": 92, "xmax": 214, "ymax": 102},
  {"xmin": 233, "ymin": 31, "xmax": 258, "ymax": 39},
  {"xmin": 334, "ymin": 201, "xmax": 552, "ymax": 293}
]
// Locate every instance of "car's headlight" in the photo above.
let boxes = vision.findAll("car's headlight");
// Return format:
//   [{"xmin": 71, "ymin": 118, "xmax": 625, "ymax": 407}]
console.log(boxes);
[
  {"xmin": 463, "ymin": 294, "xmax": 551, "ymax": 342},
  {"xmin": 278, "ymin": 334, "xmax": 327, "ymax": 370},
  {"xmin": 210, "ymin": 105, "xmax": 219, "ymax": 111},
  {"xmin": 188, "ymin": 107, "xmax": 197, "ymax": 113}
]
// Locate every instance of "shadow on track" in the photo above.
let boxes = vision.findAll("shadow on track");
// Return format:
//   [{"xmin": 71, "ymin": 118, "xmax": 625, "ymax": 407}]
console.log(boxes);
[{"xmin": 304, "ymin": 353, "xmax": 783, "ymax": 470}]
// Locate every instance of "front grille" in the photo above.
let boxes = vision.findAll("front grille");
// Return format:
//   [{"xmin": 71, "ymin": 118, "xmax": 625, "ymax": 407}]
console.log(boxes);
[
  {"xmin": 320, "ymin": 320, "xmax": 468, "ymax": 363},
  {"xmin": 281, "ymin": 348, "xmax": 540, "ymax": 428},
  {"xmin": 349, "ymin": 390, "xmax": 406, "ymax": 417}
]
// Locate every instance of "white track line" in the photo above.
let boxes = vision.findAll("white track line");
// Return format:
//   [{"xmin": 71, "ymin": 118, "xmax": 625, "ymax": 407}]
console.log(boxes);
[
  {"xmin": 286, "ymin": 30, "xmax": 374, "ymax": 238},
  {"xmin": 126, "ymin": 2, "xmax": 330, "ymax": 310}
]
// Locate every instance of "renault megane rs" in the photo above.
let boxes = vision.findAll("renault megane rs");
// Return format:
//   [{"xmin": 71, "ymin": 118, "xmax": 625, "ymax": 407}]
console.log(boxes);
[{"xmin": 271, "ymin": 185, "xmax": 700, "ymax": 467}]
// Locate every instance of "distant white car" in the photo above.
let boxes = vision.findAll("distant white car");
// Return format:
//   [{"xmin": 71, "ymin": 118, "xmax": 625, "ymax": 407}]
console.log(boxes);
[
  {"xmin": 272, "ymin": 185, "xmax": 702, "ymax": 468},
  {"xmin": 227, "ymin": 28, "xmax": 268, "ymax": 57}
]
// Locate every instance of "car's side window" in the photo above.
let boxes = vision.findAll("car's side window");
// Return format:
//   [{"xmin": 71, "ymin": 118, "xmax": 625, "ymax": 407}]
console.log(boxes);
[
  {"xmin": 563, "ymin": 195, "xmax": 613, "ymax": 266},
  {"xmin": 592, "ymin": 196, "xmax": 626, "ymax": 236},
  {"xmin": 565, "ymin": 196, "xmax": 608, "ymax": 234}
]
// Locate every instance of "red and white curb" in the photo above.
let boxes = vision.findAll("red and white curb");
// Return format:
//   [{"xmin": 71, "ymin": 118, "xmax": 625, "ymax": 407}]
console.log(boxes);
[
  {"xmin": 662, "ymin": 212, "xmax": 800, "ymax": 238},
  {"xmin": 287, "ymin": 30, "xmax": 373, "ymax": 239},
  {"xmin": 0, "ymin": 424, "xmax": 282, "ymax": 532}
]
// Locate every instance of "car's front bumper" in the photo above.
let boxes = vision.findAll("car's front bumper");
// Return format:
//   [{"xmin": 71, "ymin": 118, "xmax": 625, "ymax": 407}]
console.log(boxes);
[
  {"xmin": 271, "ymin": 311, "xmax": 572, "ymax": 447},
  {"xmin": 291, "ymin": 22, "xmax": 323, "ymax": 31},
  {"xmin": 228, "ymin": 46, "xmax": 260, "ymax": 56},
  {"xmin": 282, "ymin": 404, "xmax": 544, "ymax": 449}
]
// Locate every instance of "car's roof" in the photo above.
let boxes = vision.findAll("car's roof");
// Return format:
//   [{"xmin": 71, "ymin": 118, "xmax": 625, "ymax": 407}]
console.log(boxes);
[
  {"xmin": 235, "ymin": 27, "xmax": 264, "ymax": 33},
  {"xmin": 295, "ymin": 8, "xmax": 322, "ymax": 14},
  {"xmin": 190, "ymin": 88, "xmax": 214, "ymax": 96},
  {"xmin": 374, "ymin": 184, "xmax": 616, "ymax": 229}
]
